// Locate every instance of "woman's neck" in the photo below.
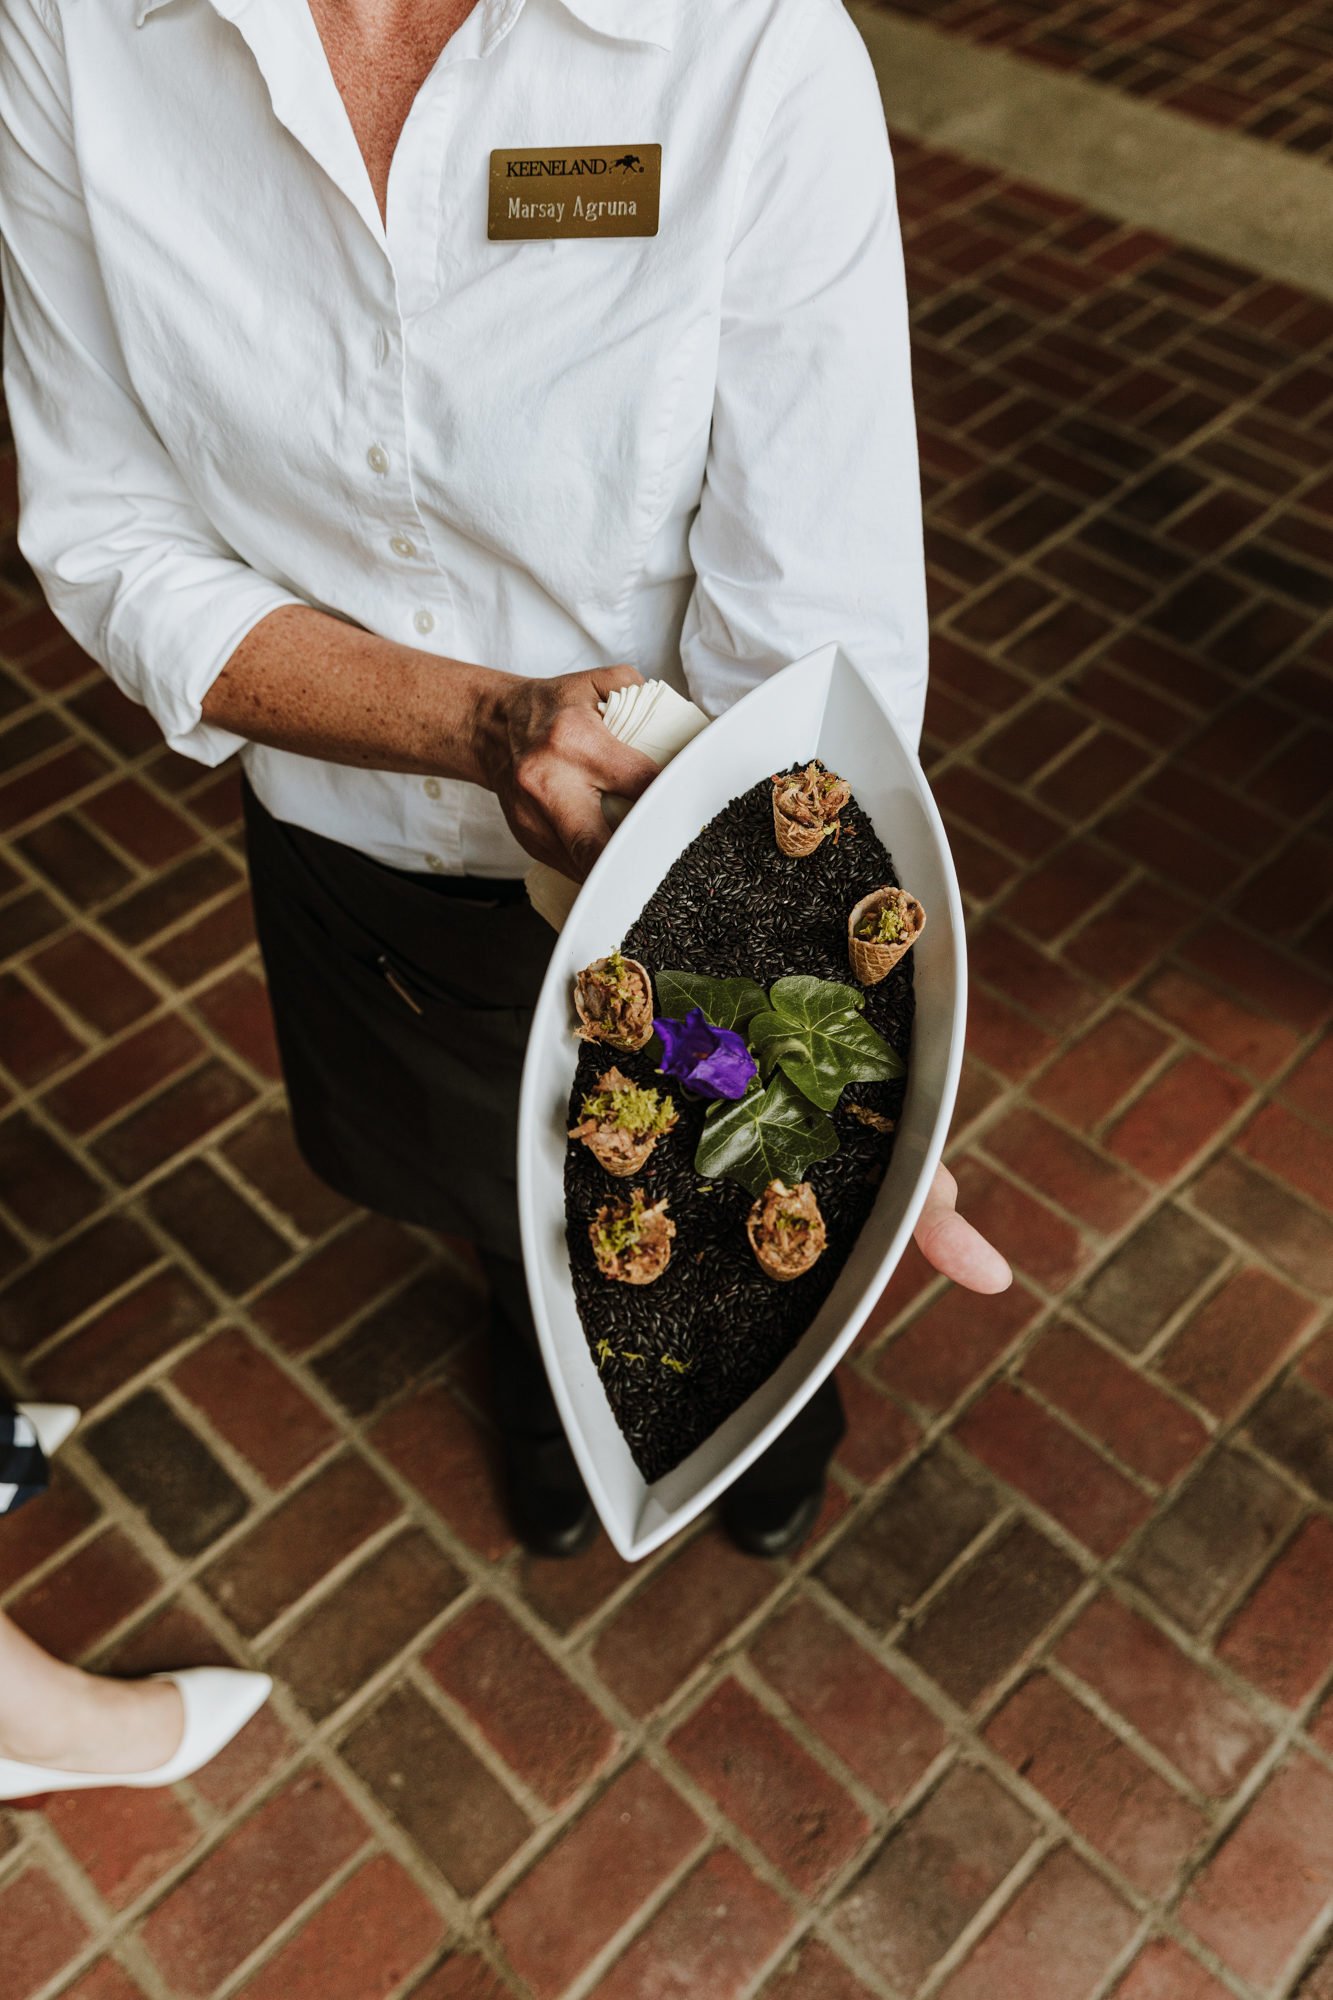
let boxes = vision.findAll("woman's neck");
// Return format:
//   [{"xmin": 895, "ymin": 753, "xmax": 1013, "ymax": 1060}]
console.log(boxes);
[{"xmin": 306, "ymin": 0, "xmax": 481, "ymax": 224}]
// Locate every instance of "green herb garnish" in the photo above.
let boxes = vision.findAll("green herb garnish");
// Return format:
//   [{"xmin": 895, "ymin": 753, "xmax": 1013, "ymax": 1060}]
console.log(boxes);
[
  {"xmin": 597, "ymin": 1337, "xmax": 684, "ymax": 1371},
  {"xmin": 856, "ymin": 904, "xmax": 906, "ymax": 944},
  {"xmin": 591, "ymin": 1188, "xmax": 647, "ymax": 1262},
  {"xmin": 580, "ymin": 1081, "xmax": 676, "ymax": 1137}
]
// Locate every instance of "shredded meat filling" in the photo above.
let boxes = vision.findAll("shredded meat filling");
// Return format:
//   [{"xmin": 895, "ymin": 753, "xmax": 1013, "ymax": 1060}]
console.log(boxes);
[
  {"xmin": 846, "ymin": 1102, "xmax": 896, "ymax": 1134},
  {"xmin": 747, "ymin": 1178, "xmax": 827, "ymax": 1279},
  {"xmin": 589, "ymin": 1190, "xmax": 675, "ymax": 1285},
  {"xmin": 774, "ymin": 762, "xmax": 851, "ymax": 831},
  {"xmin": 575, "ymin": 955, "xmax": 654, "ymax": 1048}
]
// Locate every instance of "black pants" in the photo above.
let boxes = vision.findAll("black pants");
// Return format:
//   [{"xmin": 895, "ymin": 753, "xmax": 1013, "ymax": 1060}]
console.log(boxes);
[{"xmin": 242, "ymin": 778, "xmax": 844, "ymax": 1499}]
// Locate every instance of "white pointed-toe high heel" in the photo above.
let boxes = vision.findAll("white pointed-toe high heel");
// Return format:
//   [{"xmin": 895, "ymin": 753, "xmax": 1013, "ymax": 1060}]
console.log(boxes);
[
  {"xmin": 14, "ymin": 1404, "xmax": 81, "ymax": 1459},
  {"xmin": 0, "ymin": 1668, "xmax": 273, "ymax": 1801}
]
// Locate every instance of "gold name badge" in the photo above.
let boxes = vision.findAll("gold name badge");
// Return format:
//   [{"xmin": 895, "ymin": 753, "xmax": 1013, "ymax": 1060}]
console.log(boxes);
[{"xmin": 488, "ymin": 145, "xmax": 661, "ymax": 241}]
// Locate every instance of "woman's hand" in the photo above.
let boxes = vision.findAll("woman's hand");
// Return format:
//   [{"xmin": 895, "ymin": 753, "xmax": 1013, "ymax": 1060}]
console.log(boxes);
[
  {"xmin": 913, "ymin": 1163, "xmax": 1011, "ymax": 1293},
  {"xmin": 475, "ymin": 663, "xmax": 661, "ymax": 879},
  {"xmin": 473, "ymin": 664, "xmax": 1009, "ymax": 1291},
  {"xmin": 205, "ymin": 611, "xmax": 658, "ymax": 865}
]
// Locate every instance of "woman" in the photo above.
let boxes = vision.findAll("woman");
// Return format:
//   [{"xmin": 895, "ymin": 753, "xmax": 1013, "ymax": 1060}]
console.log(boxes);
[
  {"xmin": 0, "ymin": 0, "xmax": 1009, "ymax": 1565},
  {"xmin": 0, "ymin": 1400, "xmax": 270, "ymax": 1800}
]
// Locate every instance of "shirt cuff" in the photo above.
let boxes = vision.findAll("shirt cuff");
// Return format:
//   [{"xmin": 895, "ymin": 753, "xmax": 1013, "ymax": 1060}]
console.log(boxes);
[{"xmin": 113, "ymin": 576, "xmax": 306, "ymax": 767}]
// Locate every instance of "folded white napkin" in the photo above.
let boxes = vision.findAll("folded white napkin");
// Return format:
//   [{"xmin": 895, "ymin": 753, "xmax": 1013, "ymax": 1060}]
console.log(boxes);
[{"xmin": 525, "ymin": 679, "xmax": 710, "ymax": 930}]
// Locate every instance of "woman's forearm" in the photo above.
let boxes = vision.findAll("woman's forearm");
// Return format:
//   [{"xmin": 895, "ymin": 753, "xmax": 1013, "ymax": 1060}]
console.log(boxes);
[
  {"xmin": 203, "ymin": 602, "xmax": 661, "ymax": 879},
  {"xmin": 202, "ymin": 603, "xmax": 508, "ymax": 783}
]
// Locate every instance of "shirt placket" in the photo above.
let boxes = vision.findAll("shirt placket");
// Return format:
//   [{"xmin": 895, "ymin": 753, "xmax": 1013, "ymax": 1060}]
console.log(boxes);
[
  {"xmin": 383, "ymin": 0, "xmax": 524, "ymax": 318},
  {"xmin": 365, "ymin": 329, "xmax": 467, "ymax": 874},
  {"xmin": 375, "ymin": 0, "xmax": 526, "ymax": 871},
  {"xmin": 216, "ymin": 0, "xmax": 489, "ymax": 869}
]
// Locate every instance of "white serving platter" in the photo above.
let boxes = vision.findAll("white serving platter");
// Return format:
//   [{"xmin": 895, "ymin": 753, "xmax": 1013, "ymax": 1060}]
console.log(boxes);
[{"xmin": 517, "ymin": 642, "xmax": 967, "ymax": 1562}]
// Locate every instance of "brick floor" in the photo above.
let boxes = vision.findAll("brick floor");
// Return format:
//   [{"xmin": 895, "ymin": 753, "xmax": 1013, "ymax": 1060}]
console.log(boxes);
[
  {"xmin": 867, "ymin": 0, "xmax": 1333, "ymax": 163},
  {"xmin": 2, "ymin": 48, "xmax": 1333, "ymax": 2000}
]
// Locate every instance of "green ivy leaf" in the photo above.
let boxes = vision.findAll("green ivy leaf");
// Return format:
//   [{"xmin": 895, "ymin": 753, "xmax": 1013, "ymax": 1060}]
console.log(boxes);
[
  {"xmin": 654, "ymin": 969, "xmax": 769, "ymax": 1034},
  {"xmin": 693, "ymin": 1072, "xmax": 839, "ymax": 1197},
  {"xmin": 748, "ymin": 974, "xmax": 903, "ymax": 1112}
]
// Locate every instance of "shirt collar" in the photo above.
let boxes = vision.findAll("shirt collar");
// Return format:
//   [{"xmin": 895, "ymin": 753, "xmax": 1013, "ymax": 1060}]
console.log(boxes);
[
  {"xmin": 549, "ymin": 0, "xmax": 675, "ymax": 49},
  {"xmin": 137, "ymin": 0, "xmax": 677, "ymax": 47}
]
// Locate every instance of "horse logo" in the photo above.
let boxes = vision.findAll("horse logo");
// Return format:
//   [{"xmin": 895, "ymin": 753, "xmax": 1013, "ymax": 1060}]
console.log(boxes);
[{"xmin": 612, "ymin": 153, "xmax": 645, "ymax": 173}]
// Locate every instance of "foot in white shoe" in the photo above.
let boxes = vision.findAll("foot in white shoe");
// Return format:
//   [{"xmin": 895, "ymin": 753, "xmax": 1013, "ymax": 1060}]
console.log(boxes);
[
  {"xmin": 0, "ymin": 1669, "xmax": 271, "ymax": 1797},
  {"xmin": 0, "ymin": 1674, "xmax": 185, "ymax": 1775},
  {"xmin": 14, "ymin": 1404, "xmax": 80, "ymax": 1459}
]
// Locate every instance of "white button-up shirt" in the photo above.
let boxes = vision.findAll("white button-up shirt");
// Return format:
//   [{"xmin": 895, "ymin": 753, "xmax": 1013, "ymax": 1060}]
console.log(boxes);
[{"xmin": 0, "ymin": 0, "xmax": 927, "ymax": 876}]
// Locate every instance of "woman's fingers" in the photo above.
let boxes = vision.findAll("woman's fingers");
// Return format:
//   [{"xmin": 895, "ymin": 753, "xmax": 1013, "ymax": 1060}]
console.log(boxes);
[
  {"xmin": 914, "ymin": 1163, "xmax": 1012, "ymax": 1294},
  {"xmin": 592, "ymin": 735, "xmax": 661, "ymax": 804},
  {"xmin": 568, "ymin": 667, "xmax": 659, "ymax": 801},
  {"xmin": 586, "ymin": 661, "xmax": 645, "ymax": 702},
  {"xmin": 540, "ymin": 768, "xmax": 620, "ymax": 880},
  {"xmin": 495, "ymin": 666, "xmax": 661, "ymax": 867}
]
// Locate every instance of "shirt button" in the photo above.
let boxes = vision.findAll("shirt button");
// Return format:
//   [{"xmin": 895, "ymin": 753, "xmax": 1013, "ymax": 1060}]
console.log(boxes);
[
  {"xmin": 413, "ymin": 609, "xmax": 435, "ymax": 636},
  {"xmin": 424, "ymin": 777, "xmax": 442, "ymax": 800},
  {"xmin": 367, "ymin": 443, "xmax": 390, "ymax": 474},
  {"xmin": 391, "ymin": 534, "xmax": 418, "ymax": 559},
  {"xmin": 426, "ymin": 853, "xmax": 446, "ymax": 872},
  {"xmin": 374, "ymin": 327, "xmax": 391, "ymax": 366}
]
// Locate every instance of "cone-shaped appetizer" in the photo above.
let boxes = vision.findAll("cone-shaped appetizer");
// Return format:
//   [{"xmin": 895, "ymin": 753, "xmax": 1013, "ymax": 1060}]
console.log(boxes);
[
  {"xmin": 771, "ymin": 762, "xmax": 851, "ymax": 857},
  {"xmin": 574, "ymin": 950, "xmax": 655, "ymax": 1051},
  {"xmin": 568, "ymin": 1066, "xmax": 679, "ymax": 1177},
  {"xmin": 589, "ymin": 1187, "xmax": 675, "ymax": 1285},
  {"xmin": 848, "ymin": 886, "xmax": 926, "ymax": 985},
  {"xmin": 745, "ymin": 1178, "xmax": 827, "ymax": 1282}
]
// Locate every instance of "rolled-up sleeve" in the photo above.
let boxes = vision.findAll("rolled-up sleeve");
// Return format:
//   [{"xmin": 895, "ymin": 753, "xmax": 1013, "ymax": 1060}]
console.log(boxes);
[
  {"xmin": 0, "ymin": 0, "xmax": 303, "ymax": 764},
  {"xmin": 679, "ymin": 0, "xmax": 928, "ymax": 749}
]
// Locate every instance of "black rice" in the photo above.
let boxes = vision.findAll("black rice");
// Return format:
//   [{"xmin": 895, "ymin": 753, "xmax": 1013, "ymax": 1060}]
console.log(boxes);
[{"xmin": 563, "ymin": 766, "xmax": 913, "ymax": 1483}]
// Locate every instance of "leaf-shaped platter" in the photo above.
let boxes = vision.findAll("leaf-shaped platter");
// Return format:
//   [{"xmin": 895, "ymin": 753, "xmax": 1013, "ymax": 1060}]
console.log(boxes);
[{"xmin": 518, "ymin": 644, "xmax": 966, "ymax": 1561}]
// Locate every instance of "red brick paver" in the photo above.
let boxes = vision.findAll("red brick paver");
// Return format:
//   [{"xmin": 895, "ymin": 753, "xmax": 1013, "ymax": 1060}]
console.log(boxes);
[
  {"xmin": 490, "ymin": 1763, "xmax": 705, "ymax": 2000},
  {"xmin": 1058, "ymin": 1592, "xmax": 1274, "ymax": 1797},
  {"xmin": 986, "ymin": 1674, "xmax": 1207, "ymax": 1894},
  {"xmin": 138, "ymin": 1770, "xmax": 369, "ymax": 1996},
  {"xmin": 934, "ymin": 1845, "xmax": 1138, "ymax": 2000},
  {"xmin": 1181, "ymin": 1755, "xmax": 1333, "ymax": 1988},
  {"xmin": 668, "ymin": 1677, "xmax": 872, "ymax": 1895},
  {"xmin": 831, "ymin": 1764, "xmax": 1037, "ymax": 1988},
  {"xmin": 0, "ymin": 1868, "xmax": 90, "ymax": 2000},
  {"xmin": 424, "ymin": 1598, "xmax": 618, "ymax": 1808},
  {"xmin": 235, "ymin": 1854, "xmax": 446, "ymax": 2000},
  {"xmin": 585, "ymin": 1847, "xmax": 794, "ymax": 2000},
  {"xmin": 1113, "ymin": 1940, "xmax": 1233, "ymax": 2000}
]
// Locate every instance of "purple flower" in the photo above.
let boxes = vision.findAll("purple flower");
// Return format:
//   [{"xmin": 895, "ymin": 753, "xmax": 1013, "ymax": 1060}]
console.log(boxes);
[{"xmin": 653, "ymin": 1009, "xmax": 757, "ymax": 1101}]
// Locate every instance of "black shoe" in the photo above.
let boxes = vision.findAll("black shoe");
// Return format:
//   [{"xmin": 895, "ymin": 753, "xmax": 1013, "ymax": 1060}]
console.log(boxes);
[
  {"xmin": 721, "ymin": 1482, "xmax": 825, "ymax": 1559},
  {"xmin": 503, "ymin": 1444, "xmax": 599, "ymax": 1560}
]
